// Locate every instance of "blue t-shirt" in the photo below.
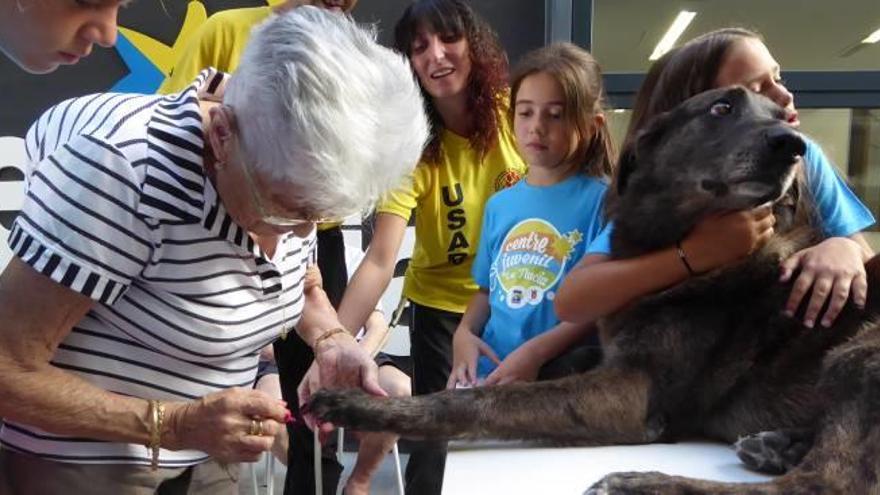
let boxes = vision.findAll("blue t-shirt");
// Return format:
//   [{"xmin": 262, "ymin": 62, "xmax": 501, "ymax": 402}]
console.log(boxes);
[
  {"xmin": 586, "ymin": 137, "xmax": 876, "ymax": 255},
  {"xmin": 473, "ymin": 174, "xmax": 608, "ymax": 377}
]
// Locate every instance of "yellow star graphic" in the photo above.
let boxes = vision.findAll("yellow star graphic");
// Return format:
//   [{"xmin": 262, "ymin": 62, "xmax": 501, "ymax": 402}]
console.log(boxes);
[{"xmin": 119, "ymin": 0, "xmax": 208, "ymax": 76}]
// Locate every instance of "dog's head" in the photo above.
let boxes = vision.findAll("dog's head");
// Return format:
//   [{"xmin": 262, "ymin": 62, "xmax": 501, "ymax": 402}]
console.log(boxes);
[{"xmin": 612, "ymin": 86, "xmax": 807, "ymax": 255}]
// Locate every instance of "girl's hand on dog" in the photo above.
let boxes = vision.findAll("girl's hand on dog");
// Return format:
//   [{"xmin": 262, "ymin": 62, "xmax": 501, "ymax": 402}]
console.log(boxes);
[
  {"xmin": 682, "ymin": 205, "xmax": 775, "ymax": 273},
  {"xmin": 448, "ymin": 328, "xmax": 500, "ymax": 389},
  {"xmin": 780, "ymin": 237, "xmax": 868, "ymax": 328},
  {"xmin": 483, "ymin": 345, "xmax": 544, "ymax": 386}
]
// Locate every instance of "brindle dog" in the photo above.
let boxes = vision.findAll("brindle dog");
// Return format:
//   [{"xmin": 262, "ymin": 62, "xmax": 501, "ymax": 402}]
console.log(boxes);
[{"xmin": 309, "ymin": 86, "xmax": 880, "ymax": 494}]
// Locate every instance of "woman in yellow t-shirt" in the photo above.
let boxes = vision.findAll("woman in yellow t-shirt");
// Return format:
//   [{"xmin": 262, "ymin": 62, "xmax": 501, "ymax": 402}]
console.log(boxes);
[{"xmin": 336, "ymin": 1, "xmax": 525, "ymax": 493}]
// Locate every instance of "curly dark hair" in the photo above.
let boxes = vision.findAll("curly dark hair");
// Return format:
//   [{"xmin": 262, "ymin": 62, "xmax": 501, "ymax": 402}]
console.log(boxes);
[{"xmin": 394, "ymin": 0, "xmax": 509, "ymax": 165}]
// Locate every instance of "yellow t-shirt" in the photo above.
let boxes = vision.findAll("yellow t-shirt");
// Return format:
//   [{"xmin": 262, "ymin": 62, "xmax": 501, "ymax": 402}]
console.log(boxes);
[
  {"xmin": 378, "ymin": 117, "xmax": 526, "ymax": 313},
  {"xmin": 158, "ymin": 6, "xmax": 340, "ymax": 231},
  {"xmin": 158, "ymin": 7, "xmax": 271, "ymax": 94}
]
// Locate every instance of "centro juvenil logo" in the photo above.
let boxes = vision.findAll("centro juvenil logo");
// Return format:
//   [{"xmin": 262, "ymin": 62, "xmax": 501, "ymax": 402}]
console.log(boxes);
[{"xmin": 492, "ymin": 219, "xmax": 582, "ymax": 309}]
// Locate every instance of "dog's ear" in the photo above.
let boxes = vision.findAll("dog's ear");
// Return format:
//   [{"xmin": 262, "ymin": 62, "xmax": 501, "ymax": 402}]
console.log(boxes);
[
  {"xmin": 617, "ymin": 108, "xmax": 680, "ymax": 196},
  {"xmin": 616, "ymin": 124, "xmax": 663, "ymax": 196}
]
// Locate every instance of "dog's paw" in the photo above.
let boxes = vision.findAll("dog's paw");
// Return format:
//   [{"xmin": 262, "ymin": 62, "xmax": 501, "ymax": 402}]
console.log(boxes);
[
  {"xmin": 305, "ymin": 389, "xmax": 378, "ymax": 429},
  {"xmin": 734, "ymin": 428, "xmax": 812, "ymax": 474},
  {"xmin": 584, "ymin": 471, "xmax": 672, "ymax": 495}
]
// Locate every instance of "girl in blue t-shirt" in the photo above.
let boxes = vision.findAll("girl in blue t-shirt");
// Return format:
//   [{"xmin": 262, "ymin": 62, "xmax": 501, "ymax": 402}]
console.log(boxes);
[
  {"xmin": 556, "ymin": 28, "xmax": 875, "ymax": 332},
  {"xmin": 447, "ymin": 43, "xmax": 614, "ymax": 387}
]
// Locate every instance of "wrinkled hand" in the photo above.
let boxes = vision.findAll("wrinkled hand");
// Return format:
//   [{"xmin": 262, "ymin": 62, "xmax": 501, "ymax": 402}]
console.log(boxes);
[
  {"xmin": 780, "ymin": 237, "xmax": 867, "ymax": 328},
  {"xmin": 446, "ymin": 328, "xmax": 500, "ymax": 389},
  {"xmin": 483, "ymin": 345, "xmax": 544, "ymax": 386},
  {"xmin": 298, "ymin": 332, "xmax": 386, "ymax": 431},
  {"xmin": 164, "ymin": 387, "xmax": 289, "ymax": 463},
  {"xmin": 682, "ymin": 205, "xmax": 775, "ymax": 273}
]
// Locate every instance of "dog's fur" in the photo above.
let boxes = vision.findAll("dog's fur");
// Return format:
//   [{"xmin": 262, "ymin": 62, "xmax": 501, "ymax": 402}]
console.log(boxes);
[{"xmin": 309, "ymin": 87, "xmax": 880, "ymax": 494}]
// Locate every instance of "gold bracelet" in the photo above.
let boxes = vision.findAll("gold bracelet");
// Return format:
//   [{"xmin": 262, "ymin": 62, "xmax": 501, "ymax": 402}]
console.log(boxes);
[
  {"xmin": 146, "ymin": 400, "xmax": 165, "ymax": 471},
  {"xmin": 314, "ymin": 327, "xmax": 348, "ymax": 347}
]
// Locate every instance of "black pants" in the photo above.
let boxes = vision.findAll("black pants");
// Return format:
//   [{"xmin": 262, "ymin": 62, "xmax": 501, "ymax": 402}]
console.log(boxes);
[
  {"xmin": 277, "ymin": 226, "xmax": 347, "ymax": 495},
  {"xmin": 404, "ymin": 302, "xmax": 461, "ymax": 495}
]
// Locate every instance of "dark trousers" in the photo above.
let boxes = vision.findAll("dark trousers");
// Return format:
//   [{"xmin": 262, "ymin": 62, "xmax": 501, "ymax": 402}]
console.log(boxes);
[
  {"xmin": 404, "ymin": 302, "xmax": 461, "ymax": 495},
  {"xmin": 277, "ymin": 226, "xmax": 347, "ymax": 495}
]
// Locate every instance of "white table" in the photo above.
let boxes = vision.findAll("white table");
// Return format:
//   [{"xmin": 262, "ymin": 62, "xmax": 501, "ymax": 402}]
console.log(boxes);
[{"xmin": 442, "ymin": 440, "xmax": 773, "ymax": 495}]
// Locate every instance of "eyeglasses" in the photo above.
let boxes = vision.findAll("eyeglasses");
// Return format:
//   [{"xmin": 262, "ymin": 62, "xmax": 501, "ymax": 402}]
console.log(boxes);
[{"xmin": 234, "ymin": 143, "xmax": 342, "ymax": 228}]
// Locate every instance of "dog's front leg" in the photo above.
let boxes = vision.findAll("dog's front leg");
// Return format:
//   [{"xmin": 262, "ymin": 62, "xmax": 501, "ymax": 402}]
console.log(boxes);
[{"xmin": 308, "ymin": 366, "xmax": 661, "ymax": 444}]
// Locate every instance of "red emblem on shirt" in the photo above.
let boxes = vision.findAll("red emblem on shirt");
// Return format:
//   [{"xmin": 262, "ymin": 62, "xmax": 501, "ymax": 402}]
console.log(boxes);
[{"xmin": 494, "ymin": 169, "xmax": 522, "ymax": 191}]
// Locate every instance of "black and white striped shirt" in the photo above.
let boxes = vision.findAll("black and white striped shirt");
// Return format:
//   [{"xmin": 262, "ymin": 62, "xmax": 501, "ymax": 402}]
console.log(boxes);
[{"xmin": 2, "ymin": 69, "xmax": 315, "ymax": 467}]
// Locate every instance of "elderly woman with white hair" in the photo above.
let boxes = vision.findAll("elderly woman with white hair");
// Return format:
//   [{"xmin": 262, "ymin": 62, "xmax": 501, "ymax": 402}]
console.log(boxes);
[{"xmin": 0, "ymin": 7, "xmax": 427, "ymax": 495}]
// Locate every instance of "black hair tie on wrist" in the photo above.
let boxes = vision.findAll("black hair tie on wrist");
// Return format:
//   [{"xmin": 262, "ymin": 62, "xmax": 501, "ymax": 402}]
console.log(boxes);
[{"xmin": 676, "ymin": 241, "xmax": 697, "ymax": 276}]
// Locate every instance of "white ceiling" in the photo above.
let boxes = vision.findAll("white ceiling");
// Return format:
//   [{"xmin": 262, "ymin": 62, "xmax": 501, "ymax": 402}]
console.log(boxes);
[{"xmin": 591, "ymin": 0, "xmax": 880, "ymax": 73}]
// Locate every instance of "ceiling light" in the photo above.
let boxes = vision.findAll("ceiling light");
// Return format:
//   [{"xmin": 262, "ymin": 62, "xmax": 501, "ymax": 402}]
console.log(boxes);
[
  {"xmin": 649, "ymin": 11, "xmax": 697, "ymax": 61},
  {"xmin": 862, "ymin": 28, "xmax": 880, "ymax": 44}
]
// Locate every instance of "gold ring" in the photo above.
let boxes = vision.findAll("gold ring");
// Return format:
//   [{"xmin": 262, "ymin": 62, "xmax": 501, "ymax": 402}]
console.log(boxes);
[{"xmin": 248, "ymin": 419, "xmax": 264, "ymax": 436}]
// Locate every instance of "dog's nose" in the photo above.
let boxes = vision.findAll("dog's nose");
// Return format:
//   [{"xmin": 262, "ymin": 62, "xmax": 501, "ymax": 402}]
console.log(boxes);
[{"xmin": 764, "ymin": 127, "xmax": 806, "ymax": 157}]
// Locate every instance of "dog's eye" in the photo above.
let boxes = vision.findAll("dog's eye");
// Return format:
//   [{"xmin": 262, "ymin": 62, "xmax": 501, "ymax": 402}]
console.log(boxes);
[{"xmin": 710, "ymin": 101, "xmax": 732, "ymax": 116}]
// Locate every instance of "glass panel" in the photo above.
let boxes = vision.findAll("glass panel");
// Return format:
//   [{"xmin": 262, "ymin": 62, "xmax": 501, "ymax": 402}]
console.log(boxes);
[
  {"xmin": 798, "ymin": 108, "xmax": 880, "ymax": 242},
  {"xmin": 606, "ymin": 109, "xmax": 632, "ymax": 151},
  {"xmin": 592, "ymin": 0, "xmax": 880, "ymax": 73},
  {"xmin": 848, "ymin": 109, "xmax": 880, "ymax": 246},
  {"xmin": 798, "ymin": 109, "xmax": 852, "ymax": 175}
]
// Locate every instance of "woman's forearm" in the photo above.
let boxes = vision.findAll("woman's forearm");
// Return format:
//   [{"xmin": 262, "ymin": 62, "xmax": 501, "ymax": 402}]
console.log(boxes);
[
  {"xmin": 0, "ymin": 360, "xmax": 157, "ymax": 446},
  {"xmin": 296, "ymin": 283, "xmax": 345, "ymax": 346},
  {"xmin": 0, "ymin": 258, "xmax": 162, "ymax": 447},
  {"xmin": 337, "ymin": 213, "xmax": 408, "ymax": 333},
  {"xmin": 358, "ymin": 310, "xmax": 390, "ymax": 357},
  {"xmin": 337, "ymin": 258, "xmax": 397, "ymax": 335}
]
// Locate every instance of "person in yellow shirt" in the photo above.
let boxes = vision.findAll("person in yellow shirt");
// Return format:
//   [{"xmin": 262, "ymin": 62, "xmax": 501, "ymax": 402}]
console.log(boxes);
[
  {"xmin": 158, "ymin": 3, "xmax": 363, "ymax": 495},
  {"xmin": 160, "ymin": 0, "xmax": 357, "ymax": 93},
  {"xmin": 333, "ymin": 1, "xmax": 526, "ymax": 493}
]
